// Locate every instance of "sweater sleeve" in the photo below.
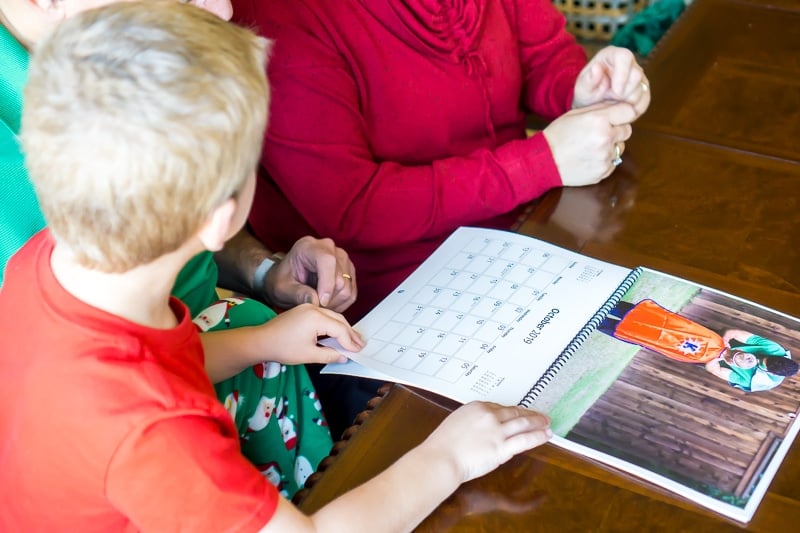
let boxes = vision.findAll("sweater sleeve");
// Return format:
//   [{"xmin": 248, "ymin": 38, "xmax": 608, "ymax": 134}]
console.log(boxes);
[
  {"xmin": 0, "ymin": 131, "xmax": 46, "ymax": 286},
  {"xmin": 256, "ymin": 1, "xmax": 562, "ymax": 250},
  {"xmin": 511, "ymin": 0, "xmax": 588, "ymax": 119}
]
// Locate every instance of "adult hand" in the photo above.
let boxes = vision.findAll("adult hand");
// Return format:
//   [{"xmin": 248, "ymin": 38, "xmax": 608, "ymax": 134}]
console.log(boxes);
[
  {"xmin": 572, "ymin": 46, "xmax": 650, "ymax": 120},
  {"xmin": 543, "ymin": 101, "xmax": 637, "ymax": 186},
  {"xmin": 422, "ymin": 402, "xmax": 551, "ymax": 483},
  {"xmin": 263, "ymin": 236, "xmax": 357, "ymax": 312}
]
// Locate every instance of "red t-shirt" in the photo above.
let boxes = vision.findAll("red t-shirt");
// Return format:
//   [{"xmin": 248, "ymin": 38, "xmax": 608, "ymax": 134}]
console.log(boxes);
[
  {"xmin": 0, "ymin": 231, "xmax": 278, "ymax": 531},
  {"xmin": 232, "ymin": 0, "xmax": 586, "ymax": 320}
]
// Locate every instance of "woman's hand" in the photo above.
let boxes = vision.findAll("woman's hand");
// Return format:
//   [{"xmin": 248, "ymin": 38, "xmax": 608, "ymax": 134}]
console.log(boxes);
[
  {"xmin": 572, "ymin": 46, "xmax": 651, "ymax": 120},
  {"xmin": 543, "ymin": 101, "xmax": 636, "ymax": 186}
]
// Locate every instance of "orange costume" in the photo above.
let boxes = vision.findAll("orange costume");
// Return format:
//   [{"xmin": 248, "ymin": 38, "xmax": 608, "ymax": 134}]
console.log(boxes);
[{"xmin": 612, "ymin": 299, "xmax": 726, "ymax": 363}]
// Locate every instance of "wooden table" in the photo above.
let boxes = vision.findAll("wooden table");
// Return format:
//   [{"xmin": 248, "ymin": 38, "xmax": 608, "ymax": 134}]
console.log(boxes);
[
  {"xmin": 635, "ymin": 0, "xmax": 800, "ymax": 163},
  {"xmin": 295, "ymin": 0, "xmax": 800, "ymax": 529}
]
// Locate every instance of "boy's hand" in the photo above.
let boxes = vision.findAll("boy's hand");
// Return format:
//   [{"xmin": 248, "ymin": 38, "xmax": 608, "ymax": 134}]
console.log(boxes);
[
  {"xmin": 264, "ymin": 236, "xmax": 357, "ymax": 312},
  {"xmin": 422, "ymin": 402, "xmax": 551, "ymax": 483},
  {"xmin": 256, "ymin": 303, "xmax": 365, "ymax": 365}
]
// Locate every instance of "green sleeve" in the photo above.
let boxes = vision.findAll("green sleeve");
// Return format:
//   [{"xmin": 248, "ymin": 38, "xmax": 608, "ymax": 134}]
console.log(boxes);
[
  {"xmin": 172, "ymin": 252, "xmax": 220, "ymax": 317},
  {"xmin": 0, "ymin": 25, "xmax": 46, "ymax": 286}
]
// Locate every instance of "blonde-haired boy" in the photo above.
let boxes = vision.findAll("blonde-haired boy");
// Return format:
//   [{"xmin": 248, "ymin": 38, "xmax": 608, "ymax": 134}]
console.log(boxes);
[
  {"xmin": 0, "ymin": 2, "xmax": 551, "ymax": 530},
  {"xmin": 23, "ymin": 0, "xmax": 267, "ymax": 272},
  {"xmin": 0, "ymin": 0, "xmax": 366, "ymax": 494}
]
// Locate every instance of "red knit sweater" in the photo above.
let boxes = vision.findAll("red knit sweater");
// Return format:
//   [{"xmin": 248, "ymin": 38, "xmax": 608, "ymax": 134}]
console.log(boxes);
[{"xmin": 232, "ymin": 0, "xmax": 587, "ymax": 321}]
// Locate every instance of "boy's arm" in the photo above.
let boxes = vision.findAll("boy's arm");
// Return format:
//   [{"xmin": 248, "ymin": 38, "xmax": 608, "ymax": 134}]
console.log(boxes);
[
  {"xmin": 213, "ymin": 229, "xmax": 356, "ymax": 312},
  {"xmin": 261, "ymin": 402, "xmax": 552, "ymax": 532},
  {"xmin": 109, "ymin": 402, "xmax": 547, "ymax": 532},
  {"xmin": 262, "ymin": 447, "xmax": 461, "ymax": 533},
  {"xmin": 200, "ymin": 304, "xmax": 365, "ymax": 383}
]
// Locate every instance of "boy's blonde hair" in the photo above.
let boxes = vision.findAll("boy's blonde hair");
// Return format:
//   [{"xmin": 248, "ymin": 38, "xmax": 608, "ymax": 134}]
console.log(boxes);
[{"xmin": 22, "ymin": 1, "xmax": 270, "ymax": 272}]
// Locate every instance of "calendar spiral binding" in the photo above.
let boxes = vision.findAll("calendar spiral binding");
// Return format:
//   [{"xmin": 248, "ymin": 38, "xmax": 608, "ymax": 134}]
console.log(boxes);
[{"xmin": 517, "ymin": 266, "xmax": 643, "ymax": 408}]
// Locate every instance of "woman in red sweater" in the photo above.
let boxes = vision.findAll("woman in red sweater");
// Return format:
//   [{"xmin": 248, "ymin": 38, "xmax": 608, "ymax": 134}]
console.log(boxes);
[
  {"xmin": 232, "ymin": 0, "xmax": 650, "ymax": 432},
  {"xmin": 234, "ymin": 0, "xmax": 649, "ymax": 322}
]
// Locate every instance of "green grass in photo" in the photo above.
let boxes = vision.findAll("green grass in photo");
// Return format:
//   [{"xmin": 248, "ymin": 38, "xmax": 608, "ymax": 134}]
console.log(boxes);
[{"xmin": 530, "ymin": 270, "xmax": 701, "ymax": 436}]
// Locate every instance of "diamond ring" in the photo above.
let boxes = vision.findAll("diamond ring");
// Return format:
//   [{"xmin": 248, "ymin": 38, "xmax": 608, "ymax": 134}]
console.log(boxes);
[{"xmin": 612, "ymin": 144, "xmax": 623, "ymax": 167}]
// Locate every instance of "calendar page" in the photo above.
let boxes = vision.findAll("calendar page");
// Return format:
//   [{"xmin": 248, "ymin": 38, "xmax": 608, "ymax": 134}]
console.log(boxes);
[{"xmin": 322, "ymin": 227, "xmax": 631, "ymax": 405}]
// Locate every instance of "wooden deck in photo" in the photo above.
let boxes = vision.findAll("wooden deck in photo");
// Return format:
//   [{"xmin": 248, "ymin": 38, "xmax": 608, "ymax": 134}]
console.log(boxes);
[{"xmin": 568, "ymin": 289, "xmax": 800, "ymax": 498}]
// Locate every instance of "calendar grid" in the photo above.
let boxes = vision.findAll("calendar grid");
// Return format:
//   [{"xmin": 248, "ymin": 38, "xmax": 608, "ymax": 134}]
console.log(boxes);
[{"xmin": 373, "ymin": 235, "xmax": 576, "ymax": 383}]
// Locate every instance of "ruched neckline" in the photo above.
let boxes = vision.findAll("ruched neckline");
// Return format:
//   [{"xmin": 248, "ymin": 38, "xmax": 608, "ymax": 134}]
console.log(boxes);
[{"xmin": 361, "ymin": 0, "xmax": 486, "ymax": 63}]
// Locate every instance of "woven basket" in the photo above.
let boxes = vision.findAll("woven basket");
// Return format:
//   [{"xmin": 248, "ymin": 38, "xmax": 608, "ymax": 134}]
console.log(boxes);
[{"xmin": 553, "ymin": 0, "xmax": 650, "ymax": 41}]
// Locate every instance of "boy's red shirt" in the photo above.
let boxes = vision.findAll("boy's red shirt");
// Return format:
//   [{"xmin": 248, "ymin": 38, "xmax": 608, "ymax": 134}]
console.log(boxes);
[{"xmin": 0, "ymin": 231, "xmax": 278, "ymax": 531}]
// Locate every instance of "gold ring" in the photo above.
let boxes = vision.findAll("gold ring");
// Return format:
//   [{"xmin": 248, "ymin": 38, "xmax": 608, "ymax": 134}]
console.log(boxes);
[{"xmin": 342, "ymin": 273, "xmax": 352, "ymax": 281}]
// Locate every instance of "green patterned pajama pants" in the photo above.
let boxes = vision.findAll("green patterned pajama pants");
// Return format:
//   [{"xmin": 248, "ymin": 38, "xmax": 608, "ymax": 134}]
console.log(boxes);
[{"xmin": 193, "ymin": 297, "xmax": 333, "ymax": 498}]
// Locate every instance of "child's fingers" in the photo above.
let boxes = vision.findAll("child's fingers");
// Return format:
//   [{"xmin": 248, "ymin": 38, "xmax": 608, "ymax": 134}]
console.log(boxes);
[
  {"xmin": 314, "ymin": 308, "xmax": 366, "ymax": 351},
  {"xmin": 459, "ymin": 404, "xmax": 553, "ymax": 468},
  {"xmin": 479, "ymin": 404, "xmax": 550, "ymax": 441},
  {"xmin": 487, "ymin": 404, "xmax": 529, "ymax": 423},
  {"xmin": 313, "ymin": 345, "xmax": 349, "ymax": 364},
  {"xmin": 503, "ymin": 425, "xmax": 553, "ymax": 457},
  {"xmin": 499, "ymin": 408, "xmax": 550, "ymax": 437}
]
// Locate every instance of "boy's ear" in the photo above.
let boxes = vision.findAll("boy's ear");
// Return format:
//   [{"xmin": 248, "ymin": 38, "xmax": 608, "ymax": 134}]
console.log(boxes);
[
  {"xmin": 196, "ymin": 198, "xmax": 237, "ymax": 252},
  {"xmin": 31, "ymin": 0, "xmax": 63, "ymax": 14},
  {"xmin": 27, "ymin": 0, "xmax": 68, "ymax": 27}
]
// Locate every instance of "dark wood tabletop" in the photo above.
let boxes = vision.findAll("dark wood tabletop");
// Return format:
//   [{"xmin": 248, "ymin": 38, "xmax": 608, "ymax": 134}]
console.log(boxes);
[
  {"xmin": 295, "ymin": 0, "xmax": 800, "ymax": 529},
  {"xmin": 636, "ymin": 0, "xmax": 800, "ymax": 162}
]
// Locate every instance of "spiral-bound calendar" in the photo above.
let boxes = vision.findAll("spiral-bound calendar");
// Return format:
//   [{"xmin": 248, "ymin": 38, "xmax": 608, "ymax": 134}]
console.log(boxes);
[{"xmin": 323, "ymin": 226, "xmax": 800, "ymax": 524}]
